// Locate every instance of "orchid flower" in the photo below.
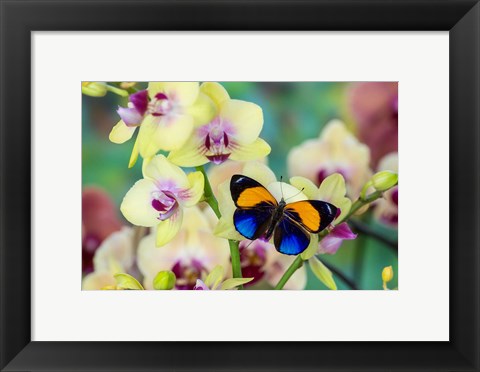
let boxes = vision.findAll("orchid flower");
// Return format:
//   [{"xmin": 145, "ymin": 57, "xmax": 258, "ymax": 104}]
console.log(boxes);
[
  {"xmin": 347, "ymin": 82, "xmax": 398, "ymax": 167},
  {"xmin": 120, "ymin": 155, "xmax": 204, "ymax": 247},
  {"xmin": 109, "ymin": 82, "xmax": 216, "ymax": 167},
  {"xmin": 168, "ymin": 82, "xmax": 271, "ymax": 166},
  {"xmin": 82, "ymin": 227, "xmax": 135, "ymax": 290},
  {"xmin": 194, "ymin": 265, "xmax": 253, "ymax": 290},
  {"xmin": 137, "ymin": 207, "xmax": 230, "ymax": 289},
  {"xmin": 287, "ymin": 119, "xmax": 372, "ymax": 198},
  {"xmin": 373, "ymin": 152, "xmax": 398, "ymax": 226},
  {"xmin": 290, "ymin": 173, "xmax": 356, "ymax": 258},
  {"xmin": 82, "ymin": 186, "xmax": 123, "ymax": 273}
]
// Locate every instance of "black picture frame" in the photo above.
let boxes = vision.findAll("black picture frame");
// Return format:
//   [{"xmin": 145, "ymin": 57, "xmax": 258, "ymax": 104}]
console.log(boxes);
[{"xmin": 1, "ymin": 0, "xmax": 479, "ymax": 371}]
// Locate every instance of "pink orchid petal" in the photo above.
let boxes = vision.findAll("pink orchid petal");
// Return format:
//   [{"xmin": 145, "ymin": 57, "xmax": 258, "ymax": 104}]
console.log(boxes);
[
  {"xmin": 193, "ymin": 279, "xmax": 209, "ymax": 290},
  {"xmin": 117, "ymin": 106, "xmax": 143, "ymax": 127},
  {"xmin": 319, "ymin": 222, "xmax": 357, "ymax": 255},
  {"xmin": 129, "ymin": 90, "xmax": 149, "ymax": 115}
]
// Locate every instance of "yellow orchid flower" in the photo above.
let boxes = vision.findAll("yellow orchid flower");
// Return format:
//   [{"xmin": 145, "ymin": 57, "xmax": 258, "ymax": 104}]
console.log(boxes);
[
  {"xmin": 194, "ymin": 265, "xmax": 253, "ymax": 290},
  {"xmin": 287, "ymin": 119, "xmax": 372, "ymax": 198},
  {"xmin": 109, "ymin": 82, "xmax": 216, "ymax": 166},
  {"xmin": 168, "ymin": 82, "xmax": 271, "ymax": 167},
  {"xmin": 374, "ymin": 152, "xmax": 399, "ymax": 226},
  {"xmin": 120, "ymin": 155, "xmax": 204, "ymax": 248},
  {"xmin": 81, "ymin": 227, "xmax": 135, "ymax": 290},
  {"xmin": 137, "ymin": 206, "xmax": 230, "ymax": 290}
]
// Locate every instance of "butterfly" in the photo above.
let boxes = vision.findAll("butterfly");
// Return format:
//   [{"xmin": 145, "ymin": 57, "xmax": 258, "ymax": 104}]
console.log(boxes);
[{"xmin": 230, "ymin": 175, "xmax": 338, "ymax": 255}]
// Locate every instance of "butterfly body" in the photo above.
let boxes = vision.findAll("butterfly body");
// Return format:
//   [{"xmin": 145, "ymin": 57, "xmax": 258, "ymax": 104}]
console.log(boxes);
[{"xmin": 230, "ymin": 175, "xmax": 338, "ymax": 255}]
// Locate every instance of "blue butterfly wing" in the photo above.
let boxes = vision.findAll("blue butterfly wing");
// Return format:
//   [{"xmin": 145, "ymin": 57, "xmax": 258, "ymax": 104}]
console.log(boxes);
[
  {"xmin": 273, "ymin": 218, "xmax": 311, "ymax": 255},
  {"xmin": 233, "ymin": 207, "xmax": 274, "ymax": 240}
]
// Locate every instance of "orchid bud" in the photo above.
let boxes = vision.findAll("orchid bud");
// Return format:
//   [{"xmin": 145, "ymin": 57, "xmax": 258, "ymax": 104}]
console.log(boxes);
[
  {"xmin": 120, "ymin": 82, "xmax": 137, "ymax": 89},
  {"xmin": 153, "ymin": 271, "xmax": 176, "ymax": 290},
  {"xmin": 81, "ymin": 82, "xmax": 107, "ymax": 97},
  {"xmin": 382, "ymin": 266, "xmax": 394, "ymax": 283},
  {"xmin": 371, "ymin": 171, "xmax": 398, "ymax": 192}
]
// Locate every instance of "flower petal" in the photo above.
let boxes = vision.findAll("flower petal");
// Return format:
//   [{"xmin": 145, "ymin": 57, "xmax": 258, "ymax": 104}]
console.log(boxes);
[
  {"xmin": 204, "ymin": 265, "xmax": 224, "ymax": 290},
  {"xmin": 289, "ymin": 176, "xmax": 319, "ymax": 201},
  {"xmin": 242, "ymin": 161, "xmax": 276, "ymax": 188},
  {"xmin": 194, "ymin": 279, "xmax": 210, "ymax": 290},
  {"xmin": 221, "ymin": 99, "xmax": 263, "ymax": 144},
  {"xmin": 156, "ymin": 209, "xmax": 183, "ymax": 247},
  {"xmin": 109, "ymin": 120, "xmax": 137, "ymax": 144},
  {"xmin": 120, "ymin": 179, "xmax": 160, "ymax": 227},
  {"xmin": 114, "ymin": 273, "xmax": 144, "ymax": 290},
  {"xmin": 128, "ymin": 135, "xmax": 140, "ymax": 168},
  {"xmin": 309, "ymin": 256, "xmax": 337, "ymax": 290},
  {"xmin": 82, "ymin": 272, "xmax": 116, "ymax": 290},
  {"xmin": 220, "ymin": 277, "xmax": 254, "ymax": 290},
  {"xmin": 143, "ymin": 154, "xmax": 189, "ymax": 188},
  {"xmin": 148, "ymin": 82, "xmax": 199, "ymax": 106},
  {"xmin": 138, "ymin": 114, "xmax": 194, "ymax": 156},
  {"xmin": 183, "ymin": 171, "xmax": 204, "ymax": 207},
  {"xmin": 116, "ymin": 107, "xmax": 143, "ymax": 127},
  {"xmin": 137, "ymin": 231, "xmax": 183, "ymax": 289},
  {"xmin": 200, "ymin": 82, "xmax": 230, "ymax": 108},
  {"xmin": 167, "ymin": 135, "xmax": 208, "ymax": 167},
  {"xmin": 318, "ymin": 173, "xmax": 352, "ymax": 222},
  {"xmin": 187, "ymin": 92, "xmax": 216, "ymax": 126},
  {"xmin": 319, "ymin": 223, "xmax": 356, "ymax": 255},
  {"xmin": 129, "ymin": 90, "xmax": 149, "ymax": 115},
  {"xmin": 93, "ymin": 227, "xmax": 134, "ymax": 273},
  {"xmin": 229, "ymin": 138, "xmax": 271, "ymax": 162},
  {"xmin": 213, "ymin": 216, "xmax": 244, "ymax": 241},
  {"xmin": 300, "ymin": 233, "xmax": 319, "ymax": 260}
]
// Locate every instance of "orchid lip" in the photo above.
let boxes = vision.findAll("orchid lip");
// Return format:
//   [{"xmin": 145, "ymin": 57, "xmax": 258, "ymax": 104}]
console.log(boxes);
[
  {"xmin": 172, "ymin": 259, "xmax": 206, "ymax": 290},
  {"xmin": 149, "ymin": 92, "xmax": 172, "ymax": 116},
  {"xmin": 129, "ymin": 90, "xmax": 149, "ymax": 116},
  {"xmin": 206, "ymin": 154, "xmax": 230, "ymax": 164},
  {"xmin": 203, "ymin": 130, "xmax": 232, "ymax": 164},
  {"xmin": 151, "ymin": 190, "xmax": 178, "ymax": 220}
]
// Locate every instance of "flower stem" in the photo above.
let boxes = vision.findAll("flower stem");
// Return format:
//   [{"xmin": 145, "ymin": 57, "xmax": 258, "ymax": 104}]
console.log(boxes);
[
  {"xmin": 196, "ymin": 166, "xmax": 221, "ymax": 219},
  {"xmin": 106, "ymin": 84, "xmax": 129, "ymax": 97},
  {"xmin": 274, "ymin": 255, "xmax": 303, "ymax": 290},
  {"xmin": 228, "ymin": 240, "xmax": 243, "ymax": 283},
  {"xmin": 196, "ymin": 166, "xmax": 244, "ymax": 287},
  {"xmin": 273, "ymin": 183, "xmax": 397, "ymax": 290}
]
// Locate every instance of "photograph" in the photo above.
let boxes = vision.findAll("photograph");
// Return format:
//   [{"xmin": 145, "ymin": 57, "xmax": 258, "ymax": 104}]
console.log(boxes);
[{"xmin": 81, "ymin": 81, "xmax": 399, "ymax": 291}]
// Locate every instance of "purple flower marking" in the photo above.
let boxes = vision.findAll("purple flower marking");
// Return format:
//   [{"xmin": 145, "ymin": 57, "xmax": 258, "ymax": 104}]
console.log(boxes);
[
  {"xmin": 172, "ymin": 259, "xmax": 207, "ymax": 290},
  {"xmin": 317, "ymin": 167, "xmax": 350, "ymax": 186},
  {"xmin": 319, "ymin": 222, "xmax": 357, "ymax": 255},
  {"xmin": 198, "ymin": 117, "xmax": 237, "ymax": 164},
  {"xmin": 151, "ymin": 190, "xmax": 179, "ymax": 221},
  {"xmin": 116, "ymin": 90, "xmax": 149, "ymax": 127}
]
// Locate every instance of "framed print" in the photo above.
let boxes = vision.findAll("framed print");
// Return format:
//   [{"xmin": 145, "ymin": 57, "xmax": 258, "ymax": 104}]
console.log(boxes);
[{"xmin": 1, "ymin": 1, "xmax": 479, "ymax": 371}]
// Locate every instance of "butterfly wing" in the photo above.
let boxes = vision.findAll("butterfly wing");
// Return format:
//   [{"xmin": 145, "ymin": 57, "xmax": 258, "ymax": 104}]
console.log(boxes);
[
  {"xmin": 231, "ymin": 175, "xmax": 278, "ymax": 240},
  {"xmin": 233, "ymin": 207, "xmax": 275, "ymax": 240},
  {"xmin": 273, "ymin": 200, "xmax": 338, "ymax": 255},
  {"xmin": 273, "ymin": 218, "xmax": 311, "ymax": 255},
  {"xmin": 230, "ymin": 175, "xmax": 278, "ymax": 209},
  {"xmin": 284, "ymin": 200, "xmax": 337, "ymax": 233}
]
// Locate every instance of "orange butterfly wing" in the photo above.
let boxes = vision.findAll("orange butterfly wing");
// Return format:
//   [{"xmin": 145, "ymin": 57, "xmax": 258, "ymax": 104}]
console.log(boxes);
[{"xmin": 284, "ymin": 200, "xmax": 337, "ymax": 233}]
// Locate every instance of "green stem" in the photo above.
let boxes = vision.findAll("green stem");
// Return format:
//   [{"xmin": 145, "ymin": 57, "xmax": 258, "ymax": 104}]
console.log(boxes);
[
  {"xmin": 196, "ymin": 166, "xmax": 244, "ymax": 287},
  {"xmin": 273, "ymin": 183, "xmax": 397, "ymax": 290},
  {"xmin": 195, "ymin": 166, "xmax": 221, "ymax": 218},
  {"xmin": 106, "ymin": 84, "xmax": 129, "ymax": 97},
  {"xmin": 228, "ymin": 240, "xmax": 243, "ymax": 281},
  {"xmin": 274, "ymin": 255, "xmax": 303, "ymax": 290}
]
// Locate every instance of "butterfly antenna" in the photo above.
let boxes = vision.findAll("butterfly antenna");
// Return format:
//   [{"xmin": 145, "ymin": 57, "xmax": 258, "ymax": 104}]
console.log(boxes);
[
  {"xmin": 284, "ymin": 187, "xmax": 305, "ymax": 202},
  {"xmin": 280, "ymin": 175, "xmax": 284, "ymax": 200},
  {"xmin": 244, "ymin": 239, "xmax": 255, "ymax": 250}
]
